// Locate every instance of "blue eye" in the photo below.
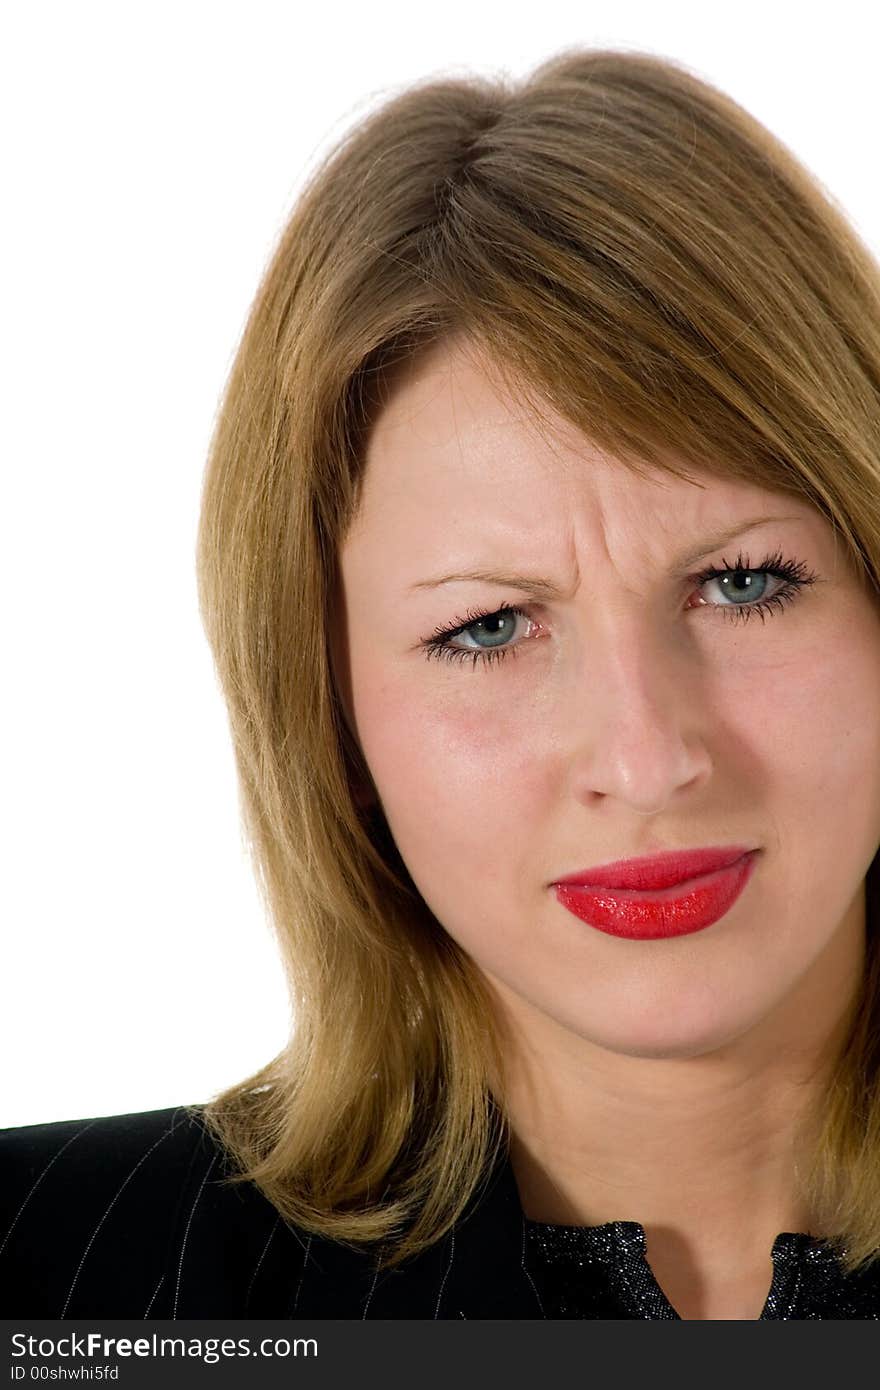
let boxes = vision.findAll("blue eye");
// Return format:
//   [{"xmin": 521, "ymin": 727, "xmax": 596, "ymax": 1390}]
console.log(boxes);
[
  {"xmin": 419, "ymin": 548, "xmax": 819, "ymax": 671},
  {"xmin": 422, "ymin": 603, "xmax": 531, "ymax": 669},
  {"xmin": 688, "ymin": 547, "xmax": 819, "ymax": 623}
]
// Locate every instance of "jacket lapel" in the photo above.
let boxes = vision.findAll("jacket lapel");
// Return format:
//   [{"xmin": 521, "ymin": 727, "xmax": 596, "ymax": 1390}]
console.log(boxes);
[{"xmin": 364, "ymin": 1144, "xmax": 544, "ymax": 1319}]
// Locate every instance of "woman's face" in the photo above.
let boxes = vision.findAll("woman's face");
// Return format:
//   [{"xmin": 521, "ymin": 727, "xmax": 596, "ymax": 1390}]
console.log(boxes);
[{"xmin": 331, "ymin": 337, "xmax": 880, "ymax": 1064}]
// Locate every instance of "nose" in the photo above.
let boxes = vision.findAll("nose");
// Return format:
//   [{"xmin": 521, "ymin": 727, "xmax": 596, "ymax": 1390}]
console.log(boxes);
[{"xmin": 564, "ymin": 611, "xmax": 712, "ymax": 816}]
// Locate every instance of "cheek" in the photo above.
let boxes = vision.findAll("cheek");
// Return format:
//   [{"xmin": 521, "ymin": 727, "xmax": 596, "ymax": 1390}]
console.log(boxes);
[
  {"xmin": 351, "ymin": 666, "xmax": 548, "ymax": 904},
  {"xmin": 721, "ymin": 618, "xmax": 880, "ymax": 940},
  {"xmin": 739, "ymin": 628, "xmax": 880, "ymax": 800}
]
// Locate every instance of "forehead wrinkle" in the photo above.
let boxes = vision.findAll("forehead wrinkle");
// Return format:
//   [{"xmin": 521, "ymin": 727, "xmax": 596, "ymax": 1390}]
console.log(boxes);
[
  {"xmin": 559, "ymin": 465, "xmax": 698, "ymax": 591},
  {"xmin": 563, "ymin": 509, "xmax": 649, "ymax": 605}
]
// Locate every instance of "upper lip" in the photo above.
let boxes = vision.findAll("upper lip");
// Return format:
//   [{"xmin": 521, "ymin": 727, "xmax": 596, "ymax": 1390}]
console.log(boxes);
[{"xmin": 552, "ymin": 845, "xmax": 757, "ymax": 891}]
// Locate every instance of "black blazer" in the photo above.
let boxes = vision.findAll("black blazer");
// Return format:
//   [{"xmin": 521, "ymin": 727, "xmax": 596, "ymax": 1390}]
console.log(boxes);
[
  {"xmin": 3, "ymin": 1104, "xmax": 879, "ymax": 1318},
  {"xmin": 0, "ymin": 1103, "xmax": 546, "ymax": 1319}
]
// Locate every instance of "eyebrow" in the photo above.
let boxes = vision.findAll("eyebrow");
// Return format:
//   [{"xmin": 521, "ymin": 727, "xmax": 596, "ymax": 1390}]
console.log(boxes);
[{"xmin": 408, "ymin": 516, "xmax": 801, "ymax": 598}]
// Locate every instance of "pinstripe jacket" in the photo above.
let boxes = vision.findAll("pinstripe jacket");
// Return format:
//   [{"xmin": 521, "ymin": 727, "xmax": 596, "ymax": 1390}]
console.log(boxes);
[
  {"xmin": 0, "ymin": 1103, "xmax": 546, "ymax": 1319},
  {"xmin": 3, "ymin": 1104, "xmax": 880, "ymax": 1318}
]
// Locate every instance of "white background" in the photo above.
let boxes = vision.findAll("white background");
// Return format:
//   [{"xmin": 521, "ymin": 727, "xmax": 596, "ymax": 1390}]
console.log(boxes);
[{"xmin": 3, "ymin": 1, "xmax": 878, "ymax": 1127}]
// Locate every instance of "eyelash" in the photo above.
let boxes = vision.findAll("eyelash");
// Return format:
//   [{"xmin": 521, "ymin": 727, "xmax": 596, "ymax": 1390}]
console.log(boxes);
[{"xmin": 420, "ymin": 548, "xmax": 819, "ymax": 670}]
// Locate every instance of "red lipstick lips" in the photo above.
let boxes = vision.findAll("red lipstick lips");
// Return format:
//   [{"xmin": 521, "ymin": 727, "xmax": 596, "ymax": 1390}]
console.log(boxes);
[{"xmin": 552, "ymin": 845, "xmax": 759, "ymax": 940}]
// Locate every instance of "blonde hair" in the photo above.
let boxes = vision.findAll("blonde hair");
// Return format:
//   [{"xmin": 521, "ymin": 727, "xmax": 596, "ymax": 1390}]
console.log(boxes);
[{"xmin": 194, "ymin": 46, "xmax": 880, "ymax": 1274}]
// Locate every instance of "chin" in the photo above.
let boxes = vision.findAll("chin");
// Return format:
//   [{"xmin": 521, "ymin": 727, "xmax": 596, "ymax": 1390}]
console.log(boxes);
[{"xmin": 559, "ymin": 1009, "xmax": 757, "ymax": 1063}]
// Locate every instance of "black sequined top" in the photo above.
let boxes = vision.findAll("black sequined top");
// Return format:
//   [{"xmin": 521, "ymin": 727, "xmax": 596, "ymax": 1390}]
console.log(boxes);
[{"xmin": 523, "ymin": 1217, "xmax": 880, "ymax": 1318}]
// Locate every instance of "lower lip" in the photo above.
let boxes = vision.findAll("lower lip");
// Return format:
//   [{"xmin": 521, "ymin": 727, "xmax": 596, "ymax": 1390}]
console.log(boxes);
[{"xmin": 552, "ymin": 851, "xmax": 759, "ymax": 940}]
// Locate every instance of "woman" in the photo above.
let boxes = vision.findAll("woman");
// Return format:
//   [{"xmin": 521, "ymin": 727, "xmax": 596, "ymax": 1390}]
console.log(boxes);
[{"xmin": 3, "ymin": 46, "xmax": 880, "ymax": 1320}]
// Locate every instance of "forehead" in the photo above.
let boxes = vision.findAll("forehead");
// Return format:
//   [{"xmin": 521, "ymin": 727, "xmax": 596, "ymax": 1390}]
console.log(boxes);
[{"xmin": 352, "ymin": 337, "xmax": 818, "ymax": 542}]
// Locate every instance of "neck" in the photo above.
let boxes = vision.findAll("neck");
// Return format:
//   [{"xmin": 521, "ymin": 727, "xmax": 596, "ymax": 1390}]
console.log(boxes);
[{"xmin": 492, "ymin": 918, "xmax": 864, "ymax": 1257}]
